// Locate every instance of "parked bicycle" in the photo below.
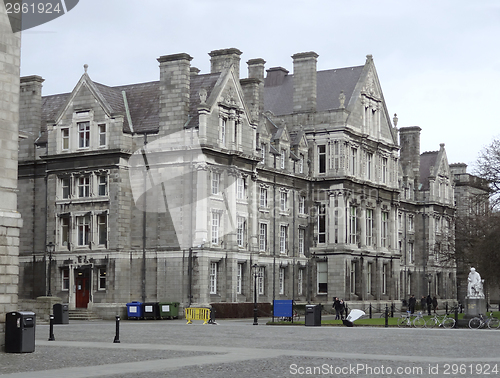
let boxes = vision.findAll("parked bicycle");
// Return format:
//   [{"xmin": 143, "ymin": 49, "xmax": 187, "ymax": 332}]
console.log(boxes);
[
  {"xmin": 397, "ymin": 311, "xmax": 425, "ymax": 328},
  {"xmin": 279, "ymin": 310, "xmax": 300, "ymax": 322},
  {"xmin": 425, "ymin": 313, "xmax": 455, "ymax": 329},
  {"xmin": 468, "ymin": 313, "xmax": 500, "ymax": 329}
]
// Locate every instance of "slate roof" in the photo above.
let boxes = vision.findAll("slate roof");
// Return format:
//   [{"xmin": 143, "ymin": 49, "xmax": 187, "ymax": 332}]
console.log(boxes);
[
  {"xmin": 264, "ymin": 66, "xmax": 364, "ymax": 116},
  {"xmin": 419, "ymin": 151, "xmax": 439, "ymax": 190},
  {"xmin": 38, "ymin": 72, "xmax": 222, "ymax": 140}
]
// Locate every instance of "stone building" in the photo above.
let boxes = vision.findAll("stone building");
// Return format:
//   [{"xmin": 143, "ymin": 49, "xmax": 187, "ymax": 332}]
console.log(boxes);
[
  {"xmin": 0, "ymin": 4, "xmax": 22, "ymax": 347},
  {"xmin": 17, "ymin": 48, "xmax": 457, "ymax": 316}
]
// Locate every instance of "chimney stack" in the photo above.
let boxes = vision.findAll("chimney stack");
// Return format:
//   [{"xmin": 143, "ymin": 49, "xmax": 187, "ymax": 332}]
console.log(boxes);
[
  {"xmin": 399, "ymin": 126, "xmax": 422, "ymax": 182},
  {"xmin": 19, "ymin": 75, "xmax": 44, "ymax": 160},
  {"xmin": 157, "ymin": 53, "xmax": 192, "ymax": 136},
  {"xmin": 292, "ymin": 51, "xmax": 318, "ymax": 113},
  {"xmin": 209, "ymin": 48, "xmax": 242, "ymax": 79}
]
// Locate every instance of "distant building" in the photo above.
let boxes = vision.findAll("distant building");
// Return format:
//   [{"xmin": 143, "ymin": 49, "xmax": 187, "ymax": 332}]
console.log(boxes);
[
  {"xmin": 17, "ymin": 48, "xmax": 456, "ymax": 316},
  {"xmin": 0, "ymin": 4, "xmax": 22, "ymax": 347},
  {"xmin": 450, "ymin": 163, "xmax": 491, "ymax": 302}
]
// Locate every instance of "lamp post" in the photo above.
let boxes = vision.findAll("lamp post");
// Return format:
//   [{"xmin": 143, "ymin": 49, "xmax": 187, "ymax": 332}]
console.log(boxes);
[
  {"xmin": 252, "ymin": 263, "xmax": 260, "ymax": 325},
  {"xmin": 46, "ymin": 242, "xmax": 55, "ymax": 296},
  {"xmin": 425, "ymin": 273, "xmax": 432, "ymax": 296}
]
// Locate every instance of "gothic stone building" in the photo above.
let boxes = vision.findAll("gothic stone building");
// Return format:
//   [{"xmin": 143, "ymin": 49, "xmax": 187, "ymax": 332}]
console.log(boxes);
[{"xmin": 17, "ymin": 48, "xmax": 456, "ymax": 315}]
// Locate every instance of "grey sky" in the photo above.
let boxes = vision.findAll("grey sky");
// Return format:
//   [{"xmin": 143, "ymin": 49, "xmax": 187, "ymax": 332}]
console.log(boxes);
[{"xmin": 19, "ymin": 0, "xmax": 500, "ymax": 168}]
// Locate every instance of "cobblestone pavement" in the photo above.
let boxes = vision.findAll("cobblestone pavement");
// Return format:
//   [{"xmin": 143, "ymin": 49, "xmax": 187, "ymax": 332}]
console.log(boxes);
[{"xmin": 1, "ymin": 318, "xmax": 500, "ymax": 377}]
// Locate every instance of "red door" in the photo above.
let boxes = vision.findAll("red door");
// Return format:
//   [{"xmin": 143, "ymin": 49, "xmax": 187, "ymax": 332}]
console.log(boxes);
[{"xmin": 76, "ymin": 277, "xmax": 89, "ymax": 308}]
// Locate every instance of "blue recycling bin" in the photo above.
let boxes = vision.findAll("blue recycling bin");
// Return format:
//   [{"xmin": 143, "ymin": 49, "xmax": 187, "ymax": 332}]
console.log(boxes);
[{"xmin": 126, "ymin": 301, "xmax": 143, "ymax": 319}]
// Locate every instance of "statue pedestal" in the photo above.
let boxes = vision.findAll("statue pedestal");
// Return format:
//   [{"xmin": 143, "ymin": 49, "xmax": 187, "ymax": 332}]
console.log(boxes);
[{"xmin": 464, "ymin": 297, "xmax": 487, "ymax": 319}]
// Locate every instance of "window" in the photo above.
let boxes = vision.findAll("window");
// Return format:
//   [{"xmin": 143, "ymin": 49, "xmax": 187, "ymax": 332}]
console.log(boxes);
[
  {"xmin": 98, "ymin": 124, "xmax": 106, "ymax": 147},
  {"xmin": 299, "ymin": 196, "xmax": 305, "ymax": 214},
  {"xmin": 61, "ymin": 177, "xmax": 70, "ymax": 199},
  {"xmin": 260, "ymin": 143, "xmax": 266, "ymax": 164},
  {"xmin": 299, "ymin": 154, "xmax": 304, "ymax": 173},
  {"xmin": 259, "ymin": 223, "xmax": 267, "ymax": 251},
  {"xmin": 237, "ymin": 216, "xmax": 245, "ymax": 247},
  {"xmin": 236, "ymin": 177, "xmax": 245, "ymax": 200},
  {"xmin": 381, "ymin": 157, "xmax": 388, "ymax": 183},
  {"xmin": 211, "ymin": 172, "xmax": 220, "ymax": 195},
  {"xmin": 97, "ymin": 214, "xmax": 107, "ymax": 246},
  {"xmin": 61, "ymin": 217, "xmax": 70, "ymax": 247},
  {"xmin": 280, "ymin": 191, "xmax": 287, "ymax": 212},
  {"xmin": 298, "ymin": 228, "xmax": 305, "ymax": 256},
  {"xmin": 381, "ymin": 211, "xmax": 389, "ymax": 247},
  {"xmin": 78, "ymin": 176, "xmax": 90, "ymax": 198},
  {"xmin": 236, "ymin": 264, "xmax": 243, "ymax": 295},
  {"xmin": 349, "ymin": 206, "xmax": 358, "ymax": 244},
  {"xmin": 98, "ymin": 267, "xmax": 106, "ymax": 290},
  {"xmin": 317, "ymin": 261, "xmax": 328, "ymax": 293},
  {"xmin": 318, "ymin": 145, "xmax": 326, "ymax": 174},
  {"xmin": 318, "ymin": 204, "xmax": 326, "ymax": 244},
  {"xmin": 382, "ymin": 264, "xmax": 387, "ymax": 294},
  {"xmin": 366, "ymin": 209, "xmax": 373, "ymax": 246},
  {"xmin": 298, "ymin": 269, "xmax": 303, "ymax": 296},
  {"xmin": 62, "ymin": 128, "xmax": 70, "ymax": 151},
  {"xmin": 62, "ymin": 269, "xmax": 69, "ymax": 291},
  {"xmin": 408, "ymin": 216, "xmax": 414, "ymax": 232},
  {"xmin": 366, "ymin": 152, "xmax": 373, "ymax": 180},
  {"xmin": 350, "ymin": 261, "xmax": 356, "ymax": 294},
  {"xmin": 280, "ymin": 225, "xmax": 288, "ymax": 254},
  {"xmin": 77, "ymin": 215, "xmax": 90, "ymax": 247},
  {"xmin": 350, "ymin": 147, "xmax": 357, "ymax": 176},
  {"xmin": 98, "ymin": 175, "xmax": 107, "ymax": 196},
  {"xmin": 367, "ymin": 263, "xmax": 372, "ymax": 295},
  {"xmin": 258, "ymin": 267, "xmax": 265, "ymax": 295},
  {"xmin": 211, "ymin": 211, "xmax": 220, "ymax": 245},
  {"xmin": 408, "ymin": 241, "xmax": 414, "ymax": 263},
  {"xmin": 279, "ymin": 268, "xmax": 285, "ymax": 295},
  {"xmin": 259, "ymin": 187, "xmax": 268, "ymax": 208},
  {"xmin": 78, "ymin": 121, "xmax": 90, "ymax": 148},
  {"xmin": 210, "ymin": 262, "xmax": 218, "ymax": 294},
  {"xmin": 221, "ymin": 118, "xmax": 226, "ymax": 145},
  {"xmin": 280, "ymin": 149, "xmax": 286, "ymax": 169}
]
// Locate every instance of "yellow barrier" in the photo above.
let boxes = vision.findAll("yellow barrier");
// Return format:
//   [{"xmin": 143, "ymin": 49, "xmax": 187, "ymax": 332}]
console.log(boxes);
[{"xmin": 185, "ymin": 307, "xmax": 211, "ymax": 324}]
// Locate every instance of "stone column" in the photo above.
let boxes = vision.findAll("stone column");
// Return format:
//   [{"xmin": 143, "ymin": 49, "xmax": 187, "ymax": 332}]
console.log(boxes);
[{"xmin": 0, "ymin": 3, "xmax": 22, "ymax": 349}]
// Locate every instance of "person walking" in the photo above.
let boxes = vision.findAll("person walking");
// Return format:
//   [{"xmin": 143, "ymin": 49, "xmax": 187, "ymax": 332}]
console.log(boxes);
[
  {"xmin": 339, "ymin": 299, "xmax": 346, "ymax": 320},
  {"xmin": 408, "ymin": 294, "xmax": 416, "ymax": 314},
  {"xmin": 426, "ymin": 295, "xmax": 432, "ymax": 316},
  {"xmin": 333, "ymin": 297, "xmax": 342, "ymax": 320},
  {"xmin": 432, "ymin": 296, "xmax": 438, "ymax": 314},
  {"xmin": 420, "ymin": 296, "xmax": 426, "ymax": 312}
]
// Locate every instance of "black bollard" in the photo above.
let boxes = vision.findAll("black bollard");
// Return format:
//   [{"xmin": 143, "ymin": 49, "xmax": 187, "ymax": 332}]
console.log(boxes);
[
  {"xmin": 454, "ymin": 307, "xmax": 458, "ymax": 328},
  {"xmin": 385, "ymin": 305, "xmax": 388, "ymax": 328},
  {"xmin": 48, "ymin": 314, "xmax": 55, "ymax": 341},
  {"xmin": 113, "ymin": 315, "xmax": 120, "ymax": 343},
  {"xmin": 446, "ymin": 302, "xmax": 448, "ymax": 314},
  {"xmin": 369, "ymin": 304, "xmax": 372, "ymax": 319},
  {"xmin": 391, "ymin": 303, "xmax": 394, "ymax": 318},
  {"xmin": 487, "ymin": 302, "xmax": 489, "ymax": 312}
]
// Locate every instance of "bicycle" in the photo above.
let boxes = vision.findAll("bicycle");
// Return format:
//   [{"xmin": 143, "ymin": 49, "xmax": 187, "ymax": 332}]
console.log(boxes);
[
  {"xmin": 278, "ymin": 309, "xmax": 300, "ymax": 322},
  {"xmin": 425, "ymin": 313, "xmax": 455, "ymax": 329},
  {"xmin": 468, "ymin": 313, "xmax": 500, "ymax": 329},
  {"xmin": 397, "ymin": 311, "xmax": 425, "ymax": 328}
]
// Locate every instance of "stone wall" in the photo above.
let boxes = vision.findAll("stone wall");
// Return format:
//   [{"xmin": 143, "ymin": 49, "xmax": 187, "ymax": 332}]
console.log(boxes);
[{"xmin": 0, "ymin": 2, "xmax": 22, "ymax": 350}]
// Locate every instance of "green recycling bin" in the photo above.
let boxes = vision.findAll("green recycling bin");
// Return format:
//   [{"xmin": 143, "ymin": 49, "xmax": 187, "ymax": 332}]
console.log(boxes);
[{"xmin": 158, "ymin": 302, "xmax": 180, "ymax": 319}]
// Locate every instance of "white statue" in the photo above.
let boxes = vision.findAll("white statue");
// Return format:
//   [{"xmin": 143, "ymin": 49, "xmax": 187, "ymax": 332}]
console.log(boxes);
[{"xmin": 467, "ymin": 267, "xmax": 484, "ymax": 298}]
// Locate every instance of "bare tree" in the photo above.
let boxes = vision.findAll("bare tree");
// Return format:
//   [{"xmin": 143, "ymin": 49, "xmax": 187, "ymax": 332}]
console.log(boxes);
[{"xmin": 475, "ymin": 137, "xmax": 500, "ymax": 209}]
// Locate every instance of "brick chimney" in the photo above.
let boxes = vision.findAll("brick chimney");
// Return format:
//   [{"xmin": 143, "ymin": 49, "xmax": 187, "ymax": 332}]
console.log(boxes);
[
  {"xmin": 292, "ymin": 51, "xmax": 318, "ymax": 113},
  {"xmin": 157, "ymin": 53, "xmax": 192, "ymax": 136},
  {"xmin": 19, "ymin": 75, "xmax": 44, "ymax": 160},
  {"xmin": 209, "ymin": 48, "xmax": 242, "ymax": 79}
]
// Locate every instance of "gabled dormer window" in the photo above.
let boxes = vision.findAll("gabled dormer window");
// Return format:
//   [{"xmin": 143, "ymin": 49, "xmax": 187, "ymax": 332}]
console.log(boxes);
[
  {"xmin": 299, "ymin": 154, "xmax": 304, "ymax": 173},
  {"xmin": 61, "ymin": 128, "xmax": 70, "ymax": 151},
  {"xmin": 280, "ymin": 149, "xmax": 286, "ymax": 169},
  {"xmin": 78, "ymin": 122, "xmax": 90, "ymax": 149}
]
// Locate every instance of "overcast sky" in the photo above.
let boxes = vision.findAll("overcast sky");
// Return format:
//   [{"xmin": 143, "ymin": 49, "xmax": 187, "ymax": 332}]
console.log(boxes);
[{"xmin": 19, "ymin": 0, "xmax": 500, "ymax": 169}]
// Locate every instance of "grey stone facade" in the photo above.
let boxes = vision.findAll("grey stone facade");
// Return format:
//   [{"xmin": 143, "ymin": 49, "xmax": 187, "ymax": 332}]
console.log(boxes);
[
  {"xmin": 17, "ymin": 48, "xmax": 457, "ymax": 315},
  {"xmin": 0, "ymin": 3, "xmax": 22, "ymax": 348}
]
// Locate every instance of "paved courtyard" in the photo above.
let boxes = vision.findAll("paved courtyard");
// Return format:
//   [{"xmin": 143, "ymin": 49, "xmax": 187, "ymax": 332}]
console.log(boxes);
[{"xmin": 1, "ymin": 317, "xmax": 499, "ymax": 377}]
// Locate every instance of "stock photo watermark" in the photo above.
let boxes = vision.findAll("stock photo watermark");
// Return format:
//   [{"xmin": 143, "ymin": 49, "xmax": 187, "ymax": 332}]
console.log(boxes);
[{"xmin": 3, "ymin": 0, "xmax": 79, "ymax": 32}]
